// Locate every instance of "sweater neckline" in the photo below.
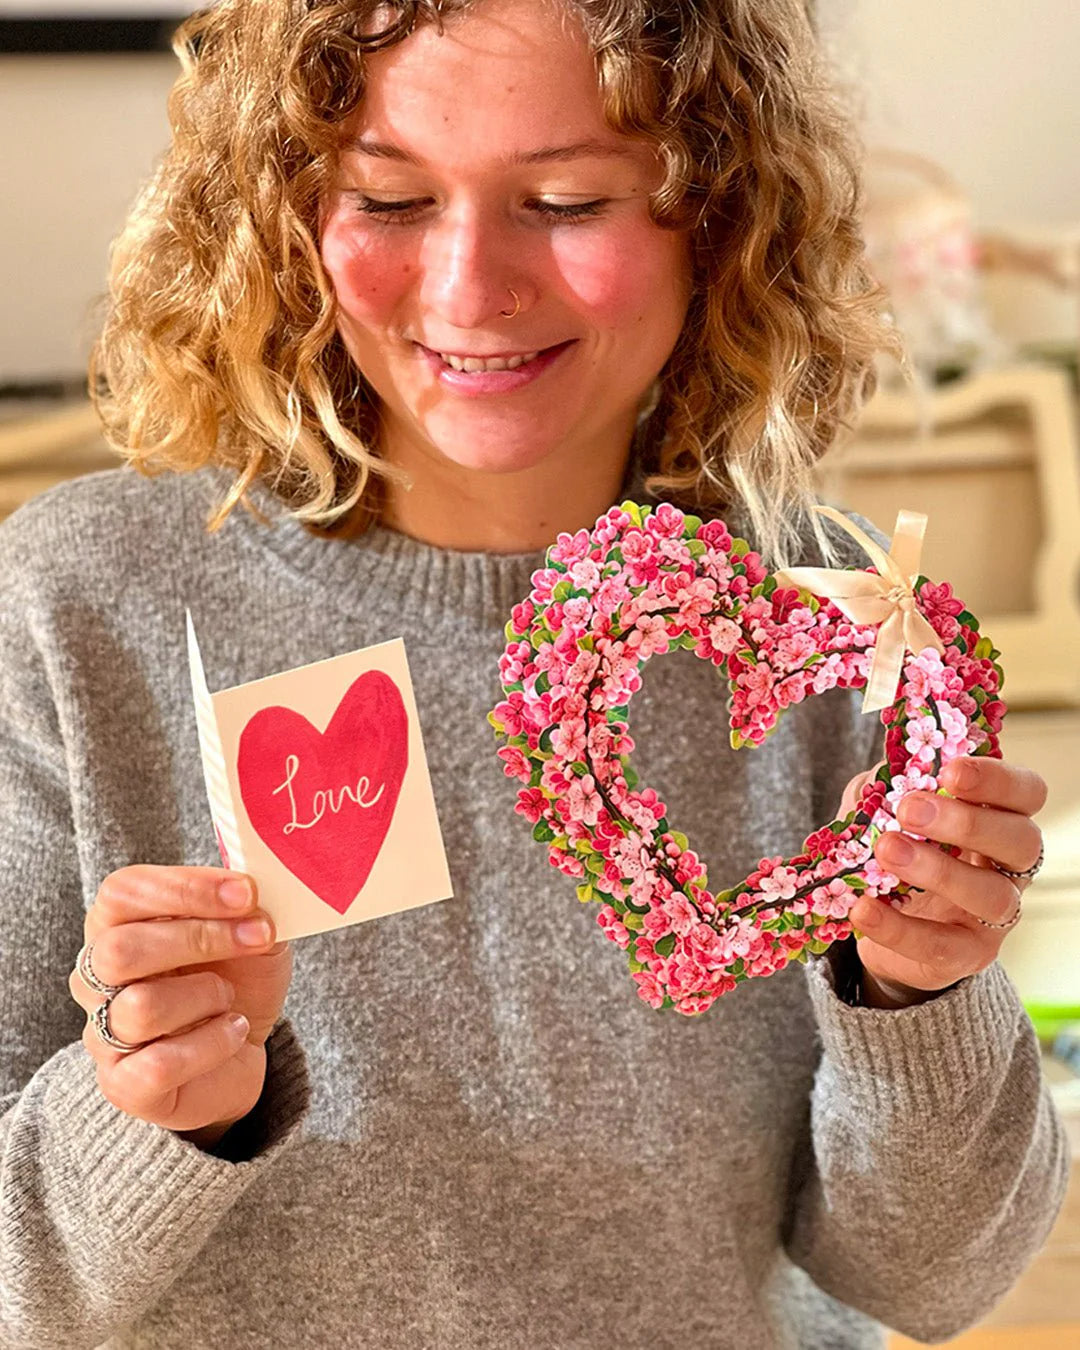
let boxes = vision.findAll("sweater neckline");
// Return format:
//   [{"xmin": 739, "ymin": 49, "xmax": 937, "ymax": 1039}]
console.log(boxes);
[{"xmin": 211, "ymin": 456, "xmax": 661, "ymax": 630}]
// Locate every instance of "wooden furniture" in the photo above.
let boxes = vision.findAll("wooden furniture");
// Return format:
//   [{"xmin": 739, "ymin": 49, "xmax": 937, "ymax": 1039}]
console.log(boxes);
[
  {"xmin": 817, "ymin": 363, "xmax": 1080, "ymax": 707},
  {"xmin": 0, "ymin": 400, "xmax": 117, "ymax": 521}
]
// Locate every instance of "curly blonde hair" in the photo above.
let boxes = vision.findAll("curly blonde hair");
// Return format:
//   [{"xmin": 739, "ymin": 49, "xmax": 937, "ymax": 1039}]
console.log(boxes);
[{"xmin": 90, "ymin": 0, "xmax": 901, "ymax": 569}]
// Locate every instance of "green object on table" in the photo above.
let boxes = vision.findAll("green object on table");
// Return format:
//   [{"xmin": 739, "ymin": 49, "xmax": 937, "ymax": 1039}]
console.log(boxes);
[{"xmin": 1023, "ymin": 1002, "xmax": 1080, "ymax": 1043}]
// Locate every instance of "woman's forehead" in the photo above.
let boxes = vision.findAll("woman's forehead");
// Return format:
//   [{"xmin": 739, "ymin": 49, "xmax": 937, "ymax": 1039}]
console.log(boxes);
[
  {"xmin": 350, "ymin": 0, "xmax": 597, "ymax": 121},
  {"xmin": 340, "ymin": 0, "xmax": 655, "ymax": 168}
]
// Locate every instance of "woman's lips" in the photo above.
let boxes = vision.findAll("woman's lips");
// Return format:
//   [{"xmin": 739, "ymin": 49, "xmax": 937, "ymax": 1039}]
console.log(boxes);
[{"xmin": 416, "ymin": 339, "xmax": 576, "ymax": 396}]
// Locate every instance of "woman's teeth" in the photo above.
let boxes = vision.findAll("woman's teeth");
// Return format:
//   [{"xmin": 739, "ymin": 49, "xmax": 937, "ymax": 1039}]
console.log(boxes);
[{"xmin": 438, "ymin": 350, "xmax": 541, "ymax": 372}]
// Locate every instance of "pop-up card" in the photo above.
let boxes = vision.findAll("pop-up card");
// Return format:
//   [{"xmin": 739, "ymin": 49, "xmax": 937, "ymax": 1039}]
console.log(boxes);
[{"xmin": 187, "ymin": 614, "xmax": 453, "ymax": 942}]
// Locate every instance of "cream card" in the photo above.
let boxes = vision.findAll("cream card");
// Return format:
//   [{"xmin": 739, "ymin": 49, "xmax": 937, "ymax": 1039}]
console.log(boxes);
[{"xmin": 187, "ymin": 613, "xmax": 452, "ymax": 941}]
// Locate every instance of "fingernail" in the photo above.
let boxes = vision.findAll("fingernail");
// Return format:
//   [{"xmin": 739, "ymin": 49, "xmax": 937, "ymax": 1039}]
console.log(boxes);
[
  {"xmin": 227, "ymin": 1012, "xmax": 250, "ymax": 1039},
  {"xmin": 883, "ymin": 834, "xmax": 915, "ymax": 864},
  {"xmin": 219, "ymin": 878, "xmax": 253, "ymax": 910},
  {"xmin": 236, "ymin": 918, "xmax": 272, "ymax": 946},
  {"xmin": 946, "ymin": 759, "xmax": 978, "ymax": 792},
  {"xmin": 902, "ymin": 796, "xmax": 936, "ymax": 827}
]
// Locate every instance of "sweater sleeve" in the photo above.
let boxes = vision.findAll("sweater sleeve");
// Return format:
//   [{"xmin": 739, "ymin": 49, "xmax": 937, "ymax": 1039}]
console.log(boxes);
[
  {"xmin": 781, "ymin": 927, "xmax": 1072, "ymax": 1343},
  {"xmin": 781, "ymin": 500, "xmax": 1071, "ymax": 1338},
  {"xmin": 0, "ymin": 505, "xmax": 311, "ymax": 1350}
]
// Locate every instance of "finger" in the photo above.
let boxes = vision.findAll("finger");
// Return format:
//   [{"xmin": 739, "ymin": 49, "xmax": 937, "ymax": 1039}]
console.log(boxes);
[
  {"xmin": 874, "ymin": 832, "xmax": 1022, "ymax": 927},
  {"xmin": 85, "ymin": 1009, "xmax": 251, "ymax": 1120},
  {"xmin": 86, "ymin": 866, "xmax": 258, "ymax": 942},
  {"xmin": 70, "ymin": 968, "xmax": 235, "ymax": 1038},
  {"xmin": 895, "ymin": 790, "xmax": 1043, "ymax": 876},
  {"xmin": 849, "ymin": 898, "xmax": 993, "ymax": 989},
  {"xmin": 82, "ymin": 911, "xmax": 277, "ymax": 988},
  {"xmin": 939, "ymin": 756, "xmax": 1049, "ymax": 817}
]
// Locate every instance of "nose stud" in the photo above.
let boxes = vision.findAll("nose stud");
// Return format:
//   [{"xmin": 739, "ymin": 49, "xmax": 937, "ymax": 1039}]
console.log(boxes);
[{"xmin": 499, "ymin": 288, "xmax": 521, "ymax": 319}]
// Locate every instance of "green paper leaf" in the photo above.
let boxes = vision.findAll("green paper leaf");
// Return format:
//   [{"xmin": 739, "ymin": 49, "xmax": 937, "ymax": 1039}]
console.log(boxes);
[
  {"xmin": 654, "ymin": 934, "xmax": 676, "ymax": 957},
  {"xmin": 532, "ymin": 820, "xmax": 555, "ymax": 844}
]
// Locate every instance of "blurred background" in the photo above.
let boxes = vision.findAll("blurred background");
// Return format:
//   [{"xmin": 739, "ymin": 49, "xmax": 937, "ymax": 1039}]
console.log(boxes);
[{"xmin": 1, "ymin": 3, "xmax": 1078, "ymax": 1346}]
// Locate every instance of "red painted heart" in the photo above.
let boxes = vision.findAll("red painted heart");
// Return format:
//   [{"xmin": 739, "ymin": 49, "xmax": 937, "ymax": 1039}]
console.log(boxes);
[{"xmin": 237, "ymin": 670, "xmax": 409, "ymax": 914}]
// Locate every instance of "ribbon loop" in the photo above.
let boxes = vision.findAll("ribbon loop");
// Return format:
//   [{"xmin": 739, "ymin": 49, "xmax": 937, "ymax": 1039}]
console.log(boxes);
[{"xmin": 773, "ymin": 506, "xmax": 945, "ymax": 714}]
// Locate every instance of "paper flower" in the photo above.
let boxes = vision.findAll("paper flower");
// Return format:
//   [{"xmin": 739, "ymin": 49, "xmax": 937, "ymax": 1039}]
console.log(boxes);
[{"xmin": 489, "ymin": 501, "xmax": 1006, "ymax": 1016}]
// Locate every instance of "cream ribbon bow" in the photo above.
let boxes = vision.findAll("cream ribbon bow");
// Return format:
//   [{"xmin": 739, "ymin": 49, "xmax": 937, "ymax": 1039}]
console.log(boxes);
[{"xmin": 772, "ymin": 505, "xmax": 945, "ymax": 715}]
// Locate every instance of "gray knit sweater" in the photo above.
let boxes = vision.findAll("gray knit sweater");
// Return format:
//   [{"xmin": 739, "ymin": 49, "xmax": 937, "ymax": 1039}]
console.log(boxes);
[{"xmin": 0, "ymin": 463, "xmax": 1070, "ymax": 1350}]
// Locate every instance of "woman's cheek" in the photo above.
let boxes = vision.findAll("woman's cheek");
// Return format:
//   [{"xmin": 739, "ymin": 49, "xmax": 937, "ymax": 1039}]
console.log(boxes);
[
  {"xmin": 320, "ymin": 213, "xmax": 413, "ymax": 325},
  {"xmin": 550, "ymin": 222, "xmax": 690, "ymax": 325}
]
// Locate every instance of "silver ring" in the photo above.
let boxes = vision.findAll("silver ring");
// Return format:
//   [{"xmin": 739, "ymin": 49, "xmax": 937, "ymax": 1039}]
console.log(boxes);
[
  {"xmin": 977, "ymin": 891, "xmax": 1023, "ymax": 931},
  {"xmin": 76, "ymin": 941, "xmax": 124, "ymax": 997},
  {"xmin": 989, "ymin": 839, "xmax": 1044, "ymax": 882},
  {"xmin": 89, "ymin": 993, "xmax": 146, "ymax": 1055}
]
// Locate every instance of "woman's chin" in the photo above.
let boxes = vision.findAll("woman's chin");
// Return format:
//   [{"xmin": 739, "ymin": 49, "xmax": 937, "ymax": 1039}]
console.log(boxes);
[{"xmin": 425, "ymin": 433, "xmax": 566, "ymax": 477}]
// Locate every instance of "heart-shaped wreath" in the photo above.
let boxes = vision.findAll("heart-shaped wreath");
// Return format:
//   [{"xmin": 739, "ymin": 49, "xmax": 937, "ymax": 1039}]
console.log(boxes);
[{"xmin": 489, "ymin": 500, "xmax": 1006, "ymax": 1015}]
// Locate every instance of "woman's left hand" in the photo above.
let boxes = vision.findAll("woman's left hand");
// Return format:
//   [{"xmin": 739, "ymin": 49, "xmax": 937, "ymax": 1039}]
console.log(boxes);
[{"xmin": 837, "ymin": 755, "xmax": 1047, "ymax": 1009}]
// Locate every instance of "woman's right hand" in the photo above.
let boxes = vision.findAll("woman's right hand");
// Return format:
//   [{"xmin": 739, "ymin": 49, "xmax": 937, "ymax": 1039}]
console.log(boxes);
[{"xmin": 68, "ymin": 865, "xmax": 293, "ymax": 1147}]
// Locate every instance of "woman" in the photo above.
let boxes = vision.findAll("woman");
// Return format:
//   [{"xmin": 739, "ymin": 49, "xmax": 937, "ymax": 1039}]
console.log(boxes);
[{"xmin": 0, "ymin": 1, "xmax": 1067, "ymax": 1346}]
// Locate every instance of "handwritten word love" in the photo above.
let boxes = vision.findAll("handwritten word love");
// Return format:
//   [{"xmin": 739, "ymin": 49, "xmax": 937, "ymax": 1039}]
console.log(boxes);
[{"xmin": 272, "ymin": 753, "xmax": 386, "ymax": 835}]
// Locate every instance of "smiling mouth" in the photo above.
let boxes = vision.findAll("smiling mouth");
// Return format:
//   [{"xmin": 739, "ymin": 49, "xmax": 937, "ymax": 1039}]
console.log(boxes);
[{"xmin": 417, "ymin": 340, "xmax": 572, "ymax": 373}]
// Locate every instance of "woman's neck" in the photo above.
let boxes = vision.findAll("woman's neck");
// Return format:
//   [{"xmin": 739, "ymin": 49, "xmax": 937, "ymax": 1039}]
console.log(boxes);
[{"xmin": 379, "ymin": 436, "xmax": 641, "ymax": 555}]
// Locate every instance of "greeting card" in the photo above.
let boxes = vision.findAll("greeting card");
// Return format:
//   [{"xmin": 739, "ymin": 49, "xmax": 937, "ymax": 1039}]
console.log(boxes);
[{"xmin": 187, "ymin": 615, "xmax": 452, "ymax": 942}]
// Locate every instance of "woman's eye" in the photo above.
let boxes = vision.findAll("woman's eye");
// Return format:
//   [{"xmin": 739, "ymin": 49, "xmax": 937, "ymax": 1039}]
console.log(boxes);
[
  {"xmin": 349, "ymin": 194, "xmax": 609, "ymax": 224},
  {"xmin": 529, "ymin": 199, "xmax": 609, "ymax": 221}
]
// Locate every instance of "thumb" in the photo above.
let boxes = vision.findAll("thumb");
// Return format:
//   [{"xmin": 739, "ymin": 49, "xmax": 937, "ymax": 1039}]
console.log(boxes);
[{"xmin": 838, "ymin": 758, "xmax": 886, "ymax": 818}]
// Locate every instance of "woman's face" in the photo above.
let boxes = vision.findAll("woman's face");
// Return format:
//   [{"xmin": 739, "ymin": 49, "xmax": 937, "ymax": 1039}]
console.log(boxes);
[{"xmin": 319, "ymin": 0, "xmax": 693, "ymax": 482}]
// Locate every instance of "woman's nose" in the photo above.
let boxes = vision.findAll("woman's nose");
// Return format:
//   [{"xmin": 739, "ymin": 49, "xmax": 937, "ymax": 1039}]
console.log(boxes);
[{"xmin": 419, "ymin": 205, "xmax": 528, "ymax": 331}]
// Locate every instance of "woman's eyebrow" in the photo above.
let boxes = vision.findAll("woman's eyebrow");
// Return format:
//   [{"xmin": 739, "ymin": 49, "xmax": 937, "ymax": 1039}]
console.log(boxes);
[{"xmin": 345, "ymin": 136, "xmax": 638, "ymax": 166}]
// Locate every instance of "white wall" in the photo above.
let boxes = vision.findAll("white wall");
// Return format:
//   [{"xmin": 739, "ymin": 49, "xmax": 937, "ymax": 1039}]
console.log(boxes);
[
  {"xmin": 818, "ymin": 0, "xmax": 1080, "ymax": 229},
  {"xmin": 0, "ymin": 54, "xmax": 176, "ymax": 381},
  {"xmin": 2, "ymin": 5, "xmax": 1079, "ymax": 379}
]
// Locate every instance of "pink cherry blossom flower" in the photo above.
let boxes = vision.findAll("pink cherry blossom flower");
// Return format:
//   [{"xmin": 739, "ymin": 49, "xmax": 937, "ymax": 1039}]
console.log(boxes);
[
  {"xmin": 565, "ymin": 773, "xmax": 602, "ymax": 825},
  {"xmin": 904, "ymin": 714, "xmax": 946, "ymax": 759},
  {"xmin": 627, "ymin": 614, "xmax": 669, "ymax": 659},
  {"xmin": 551, "ymin": 719, "xmax": 587, "ymax": 762},
  {"xmin": 662, "ymin": 891, "xmax": 699, "ymax": 936},
  {"xmin": 645, "ymin": 502, "xmax": 686, "ymax": 538},
  {"xmin": 514, "ymin": 787, "xmax": 547, "ymax": 824},
  {"xmin": 569, "ymin": 558, "xmax": 602, "ymax": 591},
  {"xmin": 597, "ymin": 905, "xmax": 631, "ymax": 948},
  {"xmin": 758, "ymin": 865, "xmax": 800, "ymax": 902},
  {"xmin": 497, "ymin": 745, "xmax": 532, "ymax": 781},
  {"xmin": 549, "ymin": 528, "xmax": 592, "ymax": 566}
]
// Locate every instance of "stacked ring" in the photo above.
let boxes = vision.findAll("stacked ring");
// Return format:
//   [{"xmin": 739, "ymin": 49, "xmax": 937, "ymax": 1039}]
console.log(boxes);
[
  {"xmin": 76, "ymin": 941, "xmax": 146, "ymax": 1053},
  {"xmin": 979, "ymin": 840, "xmax": 1044, "ymax": 931},
  {"xmin": 89, "ymin": 996, "xmax": 146, "ymax": 1054},
  {"xmin": 76, "ymin": 941, "xmax": 124, "ymax": 997}
]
